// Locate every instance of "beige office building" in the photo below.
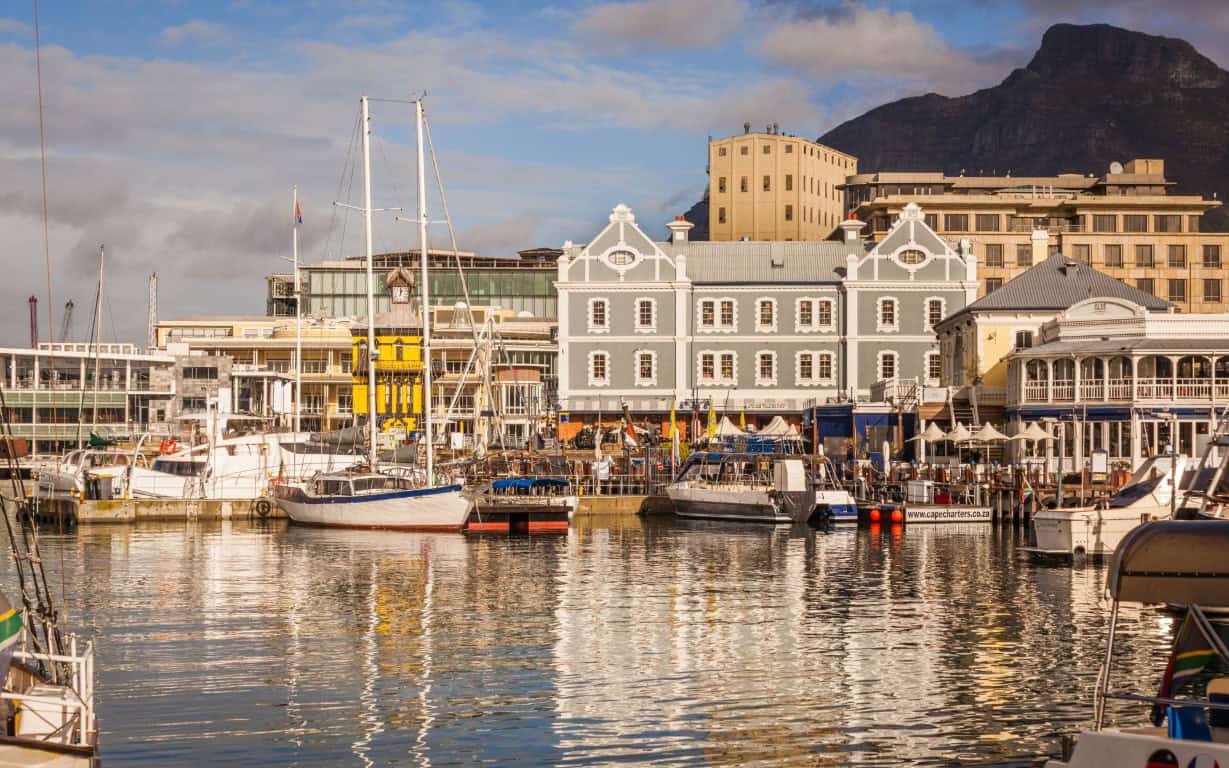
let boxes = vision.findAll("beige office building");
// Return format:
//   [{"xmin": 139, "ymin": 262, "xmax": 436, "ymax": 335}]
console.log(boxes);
[
  {"xmin": 843, "ymin": 159, "xmax": 1228, "ymax": 313},
  {"xmin": 708, "ymin": 124, "xmax": 856, "ymax": 242}
]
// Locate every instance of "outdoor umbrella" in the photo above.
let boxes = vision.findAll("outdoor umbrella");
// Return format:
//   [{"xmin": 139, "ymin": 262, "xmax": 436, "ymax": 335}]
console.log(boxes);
[
  {"xmin": 971, "ymin": 424, "xmax": 1009, "ymax": 442},
  {"xmin": 945, "ymin": 423, "xmax": 972, "ymax": 442},
  {"xmin": 1009, "ymin": 422, "xmax": 1053, "ymax": 460}
]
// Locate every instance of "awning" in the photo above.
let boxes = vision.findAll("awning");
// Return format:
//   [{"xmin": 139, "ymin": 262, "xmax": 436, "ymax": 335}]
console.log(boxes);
[{"xmin": 1108, "ymin": 520, "xmax": 1229, "ymax": 607}]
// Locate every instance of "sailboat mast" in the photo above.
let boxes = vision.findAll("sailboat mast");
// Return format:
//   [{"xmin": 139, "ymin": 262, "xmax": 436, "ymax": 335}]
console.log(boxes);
[
  {"xmin": 292, "ymin": 185, "xmax": 302, "ymax": 436},
  {"xmin": 361, "ymin": 96, "xmax": 378, "ymax": 468},
  {"xmin": 91, "ymin": 245, "xmax": 103, "ymax": 430},
  {"xmin": 417, "ymin": 99, "xmax": 434, "ymax": 482}
]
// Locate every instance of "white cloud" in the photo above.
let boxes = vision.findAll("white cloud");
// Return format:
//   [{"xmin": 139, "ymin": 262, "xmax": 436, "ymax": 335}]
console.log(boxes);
[
  {"xmin": 572, "ymin": 0, "xmax": 744, "ymax": 52},
  {"xmin": 157, "ymin": 20, "xmax": 228, "ymax": 48},
  {"xmin": 0, "ymin": 19, "xmax": 30, "ymax": 35},
  {"xmin": 759, "ymin": 4, "xmax": 1005, "ymax": 95}
]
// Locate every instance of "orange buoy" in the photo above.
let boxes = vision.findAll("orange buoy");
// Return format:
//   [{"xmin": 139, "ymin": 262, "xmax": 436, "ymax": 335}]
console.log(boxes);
[
  {"xmin": 869, "ymin": 508, "xmax": 881, "ymax": 522},
  {"xmin": 890, "ymin": 508, "xmax": 905, "ymax": 524}
]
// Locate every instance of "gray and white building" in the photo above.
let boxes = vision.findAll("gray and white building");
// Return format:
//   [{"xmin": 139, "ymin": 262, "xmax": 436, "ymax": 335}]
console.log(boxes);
[{"xmin": 556, "ymin": 202, "xmax": 978, "ymax": 434}]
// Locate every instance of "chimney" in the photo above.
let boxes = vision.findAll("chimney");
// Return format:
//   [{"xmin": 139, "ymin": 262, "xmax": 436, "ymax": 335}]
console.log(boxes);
[
  {"xmin": 1030, "ymin": 228, "xmax": 1049, "ymax": 266},
  {"xmin": 667, "ymin": 215, "xmax": 694, "ymax": 244},
  {"xmin": 743, "ymin": 121, "xmax": 750, "ymax": 135},
  {"xmin": 839, "ymin": 213, "xmax": 865, "ymax": 244},
  {"xmin": 772, "ymin": 122, "xmax": 779, "ymax": 135}
]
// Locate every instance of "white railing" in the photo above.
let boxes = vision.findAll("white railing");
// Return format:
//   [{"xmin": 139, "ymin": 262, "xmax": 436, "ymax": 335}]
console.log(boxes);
[
  {"xmin": 870, "ymin": 377, "xmax": 918, "ymax": 403},
  {"xmin": 1108, "ymin": 379, "xmax": 1133, "ymax": 400},
  {"xmin": 1079, "ymin": 380, "xmax": 1104, "ymax": 401},
  {"xmin": 1024, "ymin": 382, "xmax": 1048, "ymax": 402},
  {"xmin": 3, "ymin": 625, "xmax": 96, "ymax": 749},
  {"xmin": 1052, "ymin": 382, "xmax": 1074, "ymax": 402},
  {"xmin": 1021, "ymin": 376, "xmax": 1229, "ymax": 404}
]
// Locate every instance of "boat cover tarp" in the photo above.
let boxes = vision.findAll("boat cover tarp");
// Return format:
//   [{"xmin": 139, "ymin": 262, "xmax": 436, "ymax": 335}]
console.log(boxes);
[
  {"xmin": 1109, "ymin": 520, "xmax": 1229, "ymax": 606},
  {"xmin": 89, "ymin": 432, "xmax": 116, "ymax": 447},
  {"xmin": 492, "ymin": 477, "xmax": 571, "ymax": 490}
]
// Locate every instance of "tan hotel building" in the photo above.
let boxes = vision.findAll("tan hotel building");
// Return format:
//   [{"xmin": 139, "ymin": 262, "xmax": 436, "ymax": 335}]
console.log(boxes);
[
  {"xmin": 842, "ymin": 159, "xmax": 1228, "ymax": 313},
  {"xmin": 708, "ymin": 123, "xmax": 856, "ymax": 241}
]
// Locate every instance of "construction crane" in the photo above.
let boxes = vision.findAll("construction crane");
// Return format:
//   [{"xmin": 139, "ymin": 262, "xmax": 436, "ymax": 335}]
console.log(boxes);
[{"xmin": 58, "ymin": 300, "xmax": 74, "ymax": 343}]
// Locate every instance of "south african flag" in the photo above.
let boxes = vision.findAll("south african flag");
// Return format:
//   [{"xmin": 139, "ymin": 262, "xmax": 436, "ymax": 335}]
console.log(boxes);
[{"xmin": 1151, "ymin": 611, "xmax": 1219, "ymax": 725}]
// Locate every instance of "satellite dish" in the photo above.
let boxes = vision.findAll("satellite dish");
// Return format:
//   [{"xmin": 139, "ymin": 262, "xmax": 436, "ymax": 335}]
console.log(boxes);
[{"xmin": 1109, "ymin": 161, "xmax": 1124, "ymax": 174}]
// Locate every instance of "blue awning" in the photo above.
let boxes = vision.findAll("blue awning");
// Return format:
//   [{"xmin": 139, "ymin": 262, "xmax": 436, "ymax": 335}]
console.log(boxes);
[{"xmin": 492, "ymin": 477, "xmax": 571, "ymax": 490}]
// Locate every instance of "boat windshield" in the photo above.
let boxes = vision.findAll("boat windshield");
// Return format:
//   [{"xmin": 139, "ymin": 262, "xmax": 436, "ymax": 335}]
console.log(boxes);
[
  {"xmin": 678, "ymin": 456, "xmax": 772, "ymax": 484},
  {"xmin": 151, "ymin": 459, "xmax": 206, "ymax": 477}
]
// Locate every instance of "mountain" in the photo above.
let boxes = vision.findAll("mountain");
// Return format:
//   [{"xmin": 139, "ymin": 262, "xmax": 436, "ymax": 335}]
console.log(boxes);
[{"xmin": 816, "ymin": 23, "xmax": 1229, "ymax": 230}]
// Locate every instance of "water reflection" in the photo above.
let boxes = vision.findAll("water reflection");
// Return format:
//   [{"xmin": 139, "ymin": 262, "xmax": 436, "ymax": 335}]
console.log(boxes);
[{"xmin": 5, "ymin": 519, "xmax": 1170, "ymax": 766}]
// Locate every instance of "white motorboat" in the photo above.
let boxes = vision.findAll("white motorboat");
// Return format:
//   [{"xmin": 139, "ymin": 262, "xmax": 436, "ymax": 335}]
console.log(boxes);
[
  {"xmin": 125, "ymin": 431, "xmax": 362, "ymax": 500},
  {"xmin": 668, "ymin": 451, "xmax": 819, "ymax": 524},
  {"xmin": 1047, "ymin": 520, "xmax": 1229, "ymax": 767},
  {"xmin": 1031, "ymin": 454, "xmax": 1187, "ymax": 560},
  {"xmin": 273, "ymin": 469, "xmax": 469, "ymax": 531},
  {"xmin": 33, "ymin": 448, "xmax": 133, "ymax": 497}
]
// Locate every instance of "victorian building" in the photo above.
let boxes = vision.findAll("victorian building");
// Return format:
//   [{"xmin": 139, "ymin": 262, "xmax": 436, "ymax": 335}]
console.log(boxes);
[
  {"xmin": 1005, "ymin": 297, "xmax": 1229, "ymax": 470},
  {"xmin": 555, "ymin": 202, "xmax": 977, "ymax": 441}
]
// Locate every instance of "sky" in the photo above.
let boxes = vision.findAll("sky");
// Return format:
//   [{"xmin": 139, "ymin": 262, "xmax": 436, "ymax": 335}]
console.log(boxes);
[{"xmin": 3, "ymin": 0, "xmax": 1229, "ymax": 345}]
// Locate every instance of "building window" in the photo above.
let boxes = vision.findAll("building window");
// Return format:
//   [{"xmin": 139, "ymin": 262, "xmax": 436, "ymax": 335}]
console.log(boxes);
[
  {"xmin": 1205, "ymin": 278, "xmax": 1221, "ymax": 302},
  {"xmin": 739, "ymin": 177, "xmax": 748, "ymax": 193},
  {"xmin": 1135, "ymin": 244, "xmax": 1154, "ymax": 267},
  {"xmin": 181, "ymin": 366, "xmax": 217, "ymax": 380},
  {"xmin": 1189, "ymin": 215, "xmax": 1201, "ymax": 232},
  {"xmin": 925, "ymin": 352, "xmax": 942, "ymax": 383},
  {"xmin": 943, "ymin": 213, "xmax": 968, "ymax": 232},
  {"xmin": 1092, "ymin": 214, "xmax": 1117, "ymax": 233},
  {"xmin": 1123, "ymin": 214, "xmax": 1148, "ymax": 233},
  {"xmin": 762, "ymin": 175, "xmax": 771, "ymax": 192},
  {"xmin": 718, "ymin": 147, "xmax": 727, "ymax": 157},
  {"xmin": 785, "ymin": 174, "xmax": 793, "ymax": 192},
  {"xmin": 635, "ymin": 298, "xmax": 657, "ymax": 332},
  {"xmin": 897, "ymin": 249, "xmax": 926, "ymax": 266},
  {"xmin": 923, "ymin": 213, "xmax": 938, "ymax": 230},
  {"xmin": 699, "ymin": 300, "xmax": 715, "ymax": 328},
  {"xmin": 925, "ymin": 298, "xmax": 945, "ymax": 329},
  {"xmin": 817, "ymin": 352, "xmax": 833, "ymax": 383},
  {"xmin": 1104, "ymin": 244, "xmax": 1124, "ymax": 267},
  {"xmin": 1169, "ymin": 278, "xmax": 1187, "ymax": 303},
  {"xmin": 975, "ymin": 214, "xmax": 1000, "ymax": 232},
  {"xmin": 762, "ymin": 144, "xmax": 770, "ymax": 154},
  {"xmin": 797, "ymin": 299, "xmax": 813, "ymax": 330},
  {"xmin": 784, "ymin": 204, "xmax": 793, "ymax": 222},
  {"xmin": 720, "ymin": 300, "xmax": 735, "ymax": 329},
  {"xmin": 700, "ymin": 352, "xmax": 715, "ymax": 381},
  {"xmin": 755, "ymin": 351, "xmax": 777, "ymax": 386},
  {"xmin": 1015, "ymin": 330, "xmax": 1033, "ymax": 349},
  {"xmin": 720, "ymin": 352, "xmax": 735, "ymax": 381},
  {"xmin": 877, "ymin": 297, "xmax": 898, "ymax": 332},
  {"xmin": 878, "ymin": 351, "xmax": 898, "ymax": 381},
  {"xmin": 1072, "ymin": 244, "xmax": 1091, "ymax": 262},
  {"xmin": 756, "ymin": 298, "xmax": 777, "ymax": 332},
  {"xmin": 1154, "ymin": 215, "xmax": 1182, "ymax": 233},
  {"xmin": 635, "ymin": 351, "xmax": 657, "ymax": 387},
  {"xmin": 1137, "ymin": 277, "xmax": 1154, "ymax": 295},
  {"xmin": 718, "ymin": 207, "xmax": 726, "ymax": 224},
  {"xmin": 588, "ymin": 351, "xmax": 610, "ymax": 387},
  {"xmin": 1204, "ymin": 245, "xmax": 1222, "ymax": 267},
  {"xmin": 798, "ymin": 352, "xmax": 813, "ymax": 383},
  {"xmin": 985, "ymin": 278, "xmax": 1003, "ymax": 293},
  {"xmin": 817, "ymin": 299, "xmax": 833, "ymax": 329},
  {"xmin": 587, "ymin": 298, "xmax": 609, "ymax": 333},
  {"xmin": 1014, "ymin": 243, "xmax": 1032, "ymax": 267},
  {"xmin": 785, "ymin": 144, "xmax": 793, "ymax": 154},
  {"xmin": 718, "ymin": 177, "xmax": 726, "ymax": 193},
  {"xmin": 1168, "ymin": 244, "xmax": 1187, "ymax": 267},
  {"xmin": 984, "ymin": 243, "xmax": 1004, "ymax": 267}
]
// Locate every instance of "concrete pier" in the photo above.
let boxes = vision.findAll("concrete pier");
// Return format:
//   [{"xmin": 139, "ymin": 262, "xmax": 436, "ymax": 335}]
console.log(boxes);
[{"xmin": 32, "ymin": 497, "xmax": 285, "ymax": 524}]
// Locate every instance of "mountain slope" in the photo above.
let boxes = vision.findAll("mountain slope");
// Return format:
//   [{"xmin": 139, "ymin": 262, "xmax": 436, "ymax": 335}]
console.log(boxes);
[{"xmin": 817, "ymin": 23, "xmax": 1229, "ymax": 230}]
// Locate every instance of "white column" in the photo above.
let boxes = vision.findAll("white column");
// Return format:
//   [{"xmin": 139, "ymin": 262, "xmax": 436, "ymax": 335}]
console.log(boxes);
[
  {"xmin": 1046, "ymin": 359, "xmax": 1054, "ymax": 402},
  {"xmin": 1102, "ymin": 357, "xmax": 1109, "ymax": 401},
  {"xmin": 1074, "ymin": 357, "xmax": 1082, "ymax": 403}
]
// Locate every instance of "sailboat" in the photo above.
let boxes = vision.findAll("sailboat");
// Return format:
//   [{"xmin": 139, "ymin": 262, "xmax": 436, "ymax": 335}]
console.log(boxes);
[{"xmin": 273, "ymin": 95, "xmax": 469, "ymax": 531}]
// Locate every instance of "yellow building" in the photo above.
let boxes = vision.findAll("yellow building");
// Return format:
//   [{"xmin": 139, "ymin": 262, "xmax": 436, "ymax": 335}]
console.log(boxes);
[
  {"xmin": 707, "ymin": 123, "xmax": 856, "ymax": 241},
  {"xmin": 843, "ymin": 159, "xmax": 1228, "ymax": 313},
  {"xmin": 351, "ymin": 267, "xmax": 425, "ymax": 434}
]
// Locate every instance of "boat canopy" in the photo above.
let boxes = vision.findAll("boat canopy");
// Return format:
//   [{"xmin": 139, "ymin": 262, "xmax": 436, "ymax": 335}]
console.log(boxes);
[
  {"xmin": 491, "ymin": 477, "xmax": 571, "ymax": 490},
  {"xmin": 1108, "ymin": 520, "xmax": 1229, "ymax": 606}
]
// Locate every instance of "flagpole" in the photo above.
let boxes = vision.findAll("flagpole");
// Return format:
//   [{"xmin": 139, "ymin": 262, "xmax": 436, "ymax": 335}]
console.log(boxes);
[{"xmin": 293, "ymin": 184, "xmax": 302, "ymax": 436}]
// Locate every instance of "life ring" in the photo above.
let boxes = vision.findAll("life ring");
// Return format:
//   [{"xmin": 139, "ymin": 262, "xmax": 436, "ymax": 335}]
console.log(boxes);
[
  {"xmin": 254, "ymin": 499, "xmax": 272, "ymax": 518},
  {"xmin": 159, "ymin": 438, "xmax": 178, "ymax": 455}
]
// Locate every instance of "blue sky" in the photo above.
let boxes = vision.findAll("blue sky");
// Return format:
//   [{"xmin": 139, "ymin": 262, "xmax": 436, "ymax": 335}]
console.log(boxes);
[{"xmin": 2, "ymin": 0, "xmax": 1227, "ymax": 343}]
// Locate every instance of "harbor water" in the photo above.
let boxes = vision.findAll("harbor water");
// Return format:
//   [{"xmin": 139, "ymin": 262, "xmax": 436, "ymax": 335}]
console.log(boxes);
[{"xmin": 10, "ymin": 517, "xmax": 1172, "ymax": 766}]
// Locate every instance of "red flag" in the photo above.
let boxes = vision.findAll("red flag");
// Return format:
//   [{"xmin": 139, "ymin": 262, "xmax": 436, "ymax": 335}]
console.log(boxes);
[{"xmin": 294, "ymin": 200, "xmax": 303, "ymax": 225}]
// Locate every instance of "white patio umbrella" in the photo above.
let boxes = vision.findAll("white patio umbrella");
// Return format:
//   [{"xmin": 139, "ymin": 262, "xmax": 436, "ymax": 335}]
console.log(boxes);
[
  {"xmin": 971, "ymin": 423, "xmax": 1009, "ymax": 443},
  {"xmin": 945, "ymin": 423, "xmax": 973, "ymax": 442},
  {"xmin": 1009, "ymin": 422, "xmax": 1053, "ymax": 460},
  {"xmin": 909, "ymin": 422, "xmax": 947, "ymax": 465}
]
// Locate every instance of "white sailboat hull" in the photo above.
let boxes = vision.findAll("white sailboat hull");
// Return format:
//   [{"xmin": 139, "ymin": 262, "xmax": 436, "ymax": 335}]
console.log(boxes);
[{"xmin": 274, "ymin": 484, "xmax": 470, "ymax": 531}]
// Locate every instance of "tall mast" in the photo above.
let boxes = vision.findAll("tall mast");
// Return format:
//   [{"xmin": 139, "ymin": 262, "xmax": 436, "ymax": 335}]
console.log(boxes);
[
  {"xmin": 361, "ymin": 96, "xmax": 378, "ymax": 468},
  {"xmin": 87, "ymin": 245, "xmax": 104, "ymax": 447},
  {"xmin": 416, "ymin": 99, "xmax": 434, "ymax": 483},
  {"xmin": 292, "ymin": 185, "xmax": 302, "ymax": 435}
]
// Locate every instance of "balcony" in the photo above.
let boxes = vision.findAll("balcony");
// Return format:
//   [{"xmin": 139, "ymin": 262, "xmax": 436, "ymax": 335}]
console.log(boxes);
[{"xmin": 1021, "ymin": 377, "xmax": 1229, "ymax": 404}]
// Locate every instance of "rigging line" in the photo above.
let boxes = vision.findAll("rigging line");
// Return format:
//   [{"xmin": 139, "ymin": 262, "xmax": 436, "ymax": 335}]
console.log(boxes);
[
  {"xmin": 422, "ymin": 110, "xmax": 501, "ymax": 424},
  {"xmin": 328, "ymin": 106, "xmax": 362, "ymax": 262},
  {"xmin": 74, "ymin": 277, "xmax": 100, "ymax": 450},
  {"xmin": 34, "ymin": 0, "xmax": 53, "ymax": 349}
]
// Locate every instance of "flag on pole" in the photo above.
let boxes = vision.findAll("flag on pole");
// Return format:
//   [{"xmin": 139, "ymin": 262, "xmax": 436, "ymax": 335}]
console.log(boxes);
[
  {"xmin": 739, "ymin": 409, "xmax": 747, "ymax": 429},
  {"xmin": 295, "ymin": 200, "xmax": 303, "ymax": 225},
  {"xmin": 706, "ymin": 402, "xmax": 717, "ymax": 438},
  {"xmin": 1151, "ymin": 610, "xmax": 1219, "ymax": 725}
]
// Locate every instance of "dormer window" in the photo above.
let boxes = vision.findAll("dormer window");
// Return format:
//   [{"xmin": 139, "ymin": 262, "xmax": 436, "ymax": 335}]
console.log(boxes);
[{"xmin": 608, "ymin": 250, "xmax": 635, "ymax": 266}]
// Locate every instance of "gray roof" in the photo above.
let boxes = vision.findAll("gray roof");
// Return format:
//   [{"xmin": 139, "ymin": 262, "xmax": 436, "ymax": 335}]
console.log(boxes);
[
  {"xmin": 665, "ymin": 240, "xmax": 861, "ymax": 283},
  {"xmin": 1014, "ymin": 337, "xmax": 1229, "ymax": 357},
  {"xmin": 943, "ymin": 254, "xmax": 1171, "ymax": 322}
]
